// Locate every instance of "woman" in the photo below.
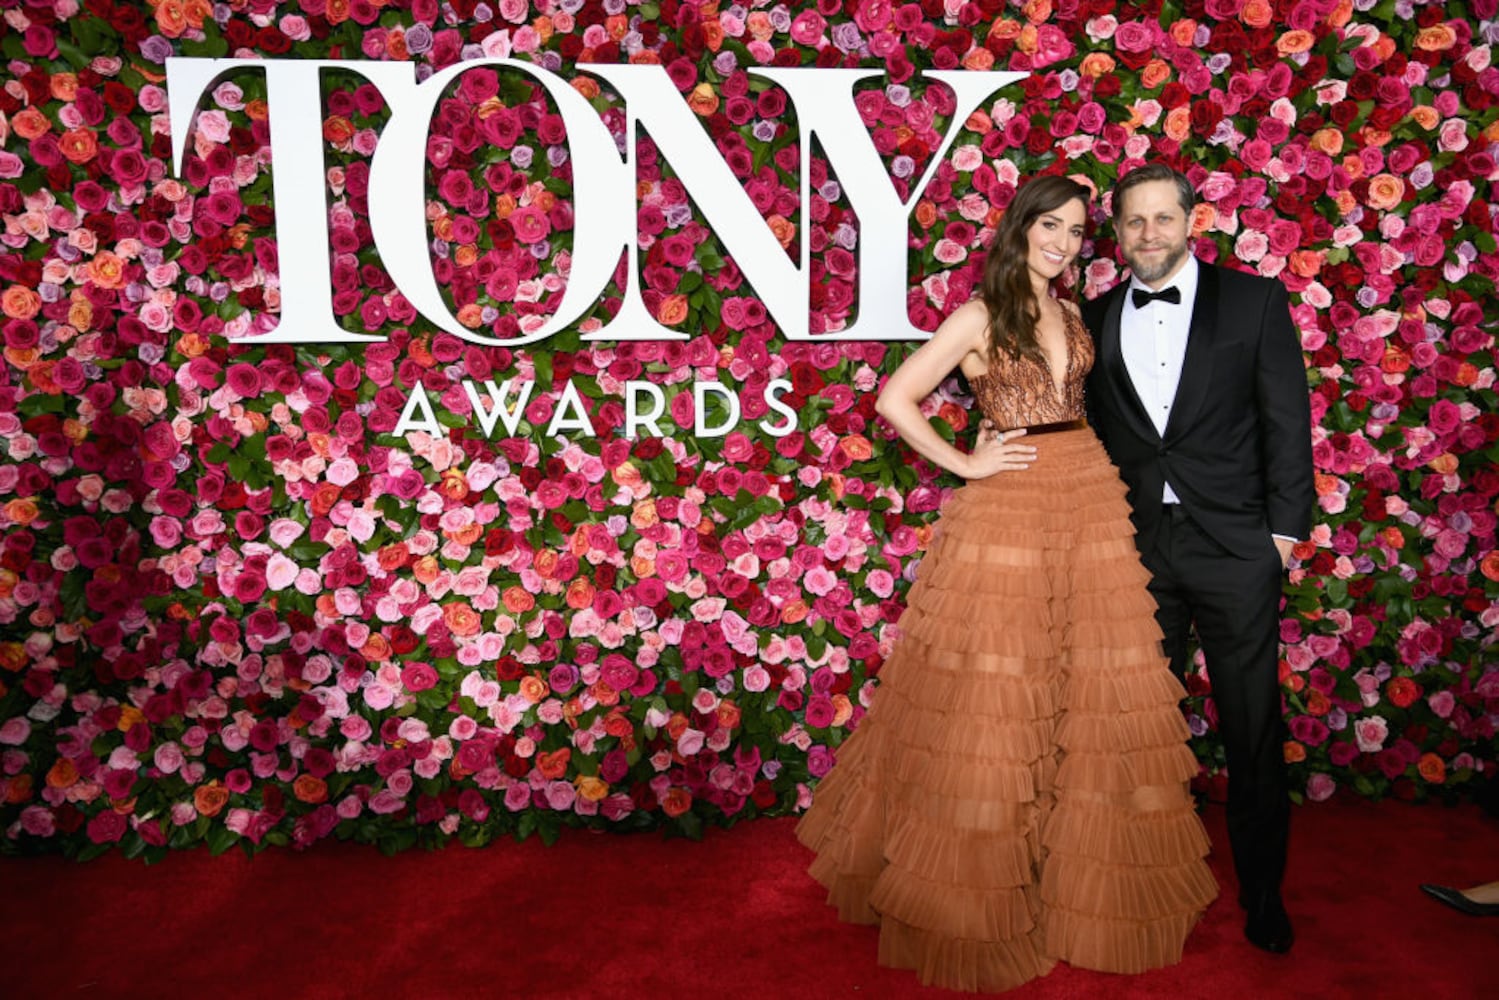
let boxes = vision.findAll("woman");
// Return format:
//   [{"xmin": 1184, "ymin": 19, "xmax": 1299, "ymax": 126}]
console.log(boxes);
[{"xmin": 796, "ymin": 175, "xmax": 1218, "ymax": 992}]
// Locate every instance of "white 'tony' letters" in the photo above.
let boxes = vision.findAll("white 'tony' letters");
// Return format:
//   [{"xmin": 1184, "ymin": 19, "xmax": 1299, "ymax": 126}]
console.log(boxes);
[{"xmin": 165, "ymin": 59, "xmax": 1026, "ymax": 346}]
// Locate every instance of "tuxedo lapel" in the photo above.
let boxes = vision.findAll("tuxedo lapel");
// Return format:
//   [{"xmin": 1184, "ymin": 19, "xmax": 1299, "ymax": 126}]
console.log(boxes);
[
  {"xmin": 1099, "ymin": 283, "xmax": 1158, "ymax": 441},
  {"xmin": 1162, "ymin": 263, "xmax": 1219, "ymax": 443}
]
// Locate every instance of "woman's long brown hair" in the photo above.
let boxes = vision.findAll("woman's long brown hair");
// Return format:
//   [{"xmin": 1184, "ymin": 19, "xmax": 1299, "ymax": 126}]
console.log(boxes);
[{"xmin": 978, "ymin": 175, "xmax": 1091, "ymax": 364}]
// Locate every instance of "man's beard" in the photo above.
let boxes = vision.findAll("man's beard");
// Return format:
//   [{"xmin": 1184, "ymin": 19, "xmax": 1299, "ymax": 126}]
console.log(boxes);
[{"xmin": 1124, "ymin": 240, "xmax": 1189, "ymax": 284}]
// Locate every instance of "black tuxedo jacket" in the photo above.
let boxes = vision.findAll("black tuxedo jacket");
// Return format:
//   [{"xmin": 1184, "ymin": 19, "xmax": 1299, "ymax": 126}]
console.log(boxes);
[{"xmin": 1081, "ymin": 264, "xmax": 1314, "ymax": 559}]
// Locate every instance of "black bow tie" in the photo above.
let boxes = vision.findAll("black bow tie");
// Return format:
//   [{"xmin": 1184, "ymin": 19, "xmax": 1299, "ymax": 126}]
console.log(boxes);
[{"xmin": 1132, "ymin": 286, "xmax": 1182, "ymax": 308}]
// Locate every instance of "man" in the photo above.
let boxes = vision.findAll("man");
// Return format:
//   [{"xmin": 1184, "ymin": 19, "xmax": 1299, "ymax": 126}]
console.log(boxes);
[{"xmin": 1080, "ymin": 164, "xmax": 1314, "ymax": 955}]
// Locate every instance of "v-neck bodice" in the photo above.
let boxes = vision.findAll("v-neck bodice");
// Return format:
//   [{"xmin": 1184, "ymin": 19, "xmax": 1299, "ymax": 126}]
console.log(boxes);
[{"xmin": 969, "ymin": 306, "xmax": 1094, "ymax": 432}]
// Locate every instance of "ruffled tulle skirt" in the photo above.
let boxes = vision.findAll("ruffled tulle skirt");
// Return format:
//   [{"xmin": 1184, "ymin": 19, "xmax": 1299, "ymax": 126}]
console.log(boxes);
[{"xmin": 796, "ymin": 427, "xmax": 1218, "ymax": 992}]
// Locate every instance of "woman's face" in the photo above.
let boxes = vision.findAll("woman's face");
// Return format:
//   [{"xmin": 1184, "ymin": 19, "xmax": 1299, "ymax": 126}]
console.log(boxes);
[{"xmin": 1024, "ymin": 197, "xmax": 1087, "ymax": 283}]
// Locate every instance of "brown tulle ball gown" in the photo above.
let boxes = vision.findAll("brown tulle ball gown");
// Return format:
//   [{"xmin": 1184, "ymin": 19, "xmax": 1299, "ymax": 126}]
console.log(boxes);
[{"xmin": 796, "ymin": 307, "xmax": 1218, "ymax": 992}]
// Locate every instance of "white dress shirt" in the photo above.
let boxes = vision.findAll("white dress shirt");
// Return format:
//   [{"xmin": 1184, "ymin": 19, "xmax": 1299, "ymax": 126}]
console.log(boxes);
[{"xmin": 1120, "ymin": 256, "xmax": 1197, "ymax": 504}]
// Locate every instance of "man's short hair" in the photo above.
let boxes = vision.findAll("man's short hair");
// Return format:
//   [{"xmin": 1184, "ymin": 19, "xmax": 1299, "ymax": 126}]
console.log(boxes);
[{"xmin": 1113, "ymin": 163, "xmax": 1196, "ymax": 219}]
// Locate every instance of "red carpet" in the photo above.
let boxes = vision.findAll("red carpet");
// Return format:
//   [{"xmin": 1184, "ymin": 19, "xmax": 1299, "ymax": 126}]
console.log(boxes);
[{"xmin": 2, "ymin": 797, "xmax": 1492, "ymax": 999}]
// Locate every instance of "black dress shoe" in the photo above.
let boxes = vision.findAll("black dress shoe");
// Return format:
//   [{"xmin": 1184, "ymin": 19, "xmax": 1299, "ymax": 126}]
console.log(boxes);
[
  {"xmin": 1420, "ymin": 883, "xmax": 1499, "ymax": 916},
  {"xmin": 1243, "ymin": 893, "xmax": 1295, "ymax": 954}
]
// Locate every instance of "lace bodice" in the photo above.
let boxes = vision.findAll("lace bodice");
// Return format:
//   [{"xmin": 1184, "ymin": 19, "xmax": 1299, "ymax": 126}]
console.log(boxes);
[{"xmin": 969, "ymin": 306, "xmax": 1093, "ymax": 431}]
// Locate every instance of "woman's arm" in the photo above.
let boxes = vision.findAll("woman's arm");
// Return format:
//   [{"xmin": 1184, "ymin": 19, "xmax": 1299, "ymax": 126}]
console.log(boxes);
[{"xmin": 875, "ymin": 300, "xmax": 1036, "ymax": 480}]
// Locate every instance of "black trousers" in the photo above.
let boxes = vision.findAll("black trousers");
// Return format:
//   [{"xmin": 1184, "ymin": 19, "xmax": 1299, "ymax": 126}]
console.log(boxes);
[{"xmin": 1142, "ymin": 504, "xmax": 1290, "ymax": 902}]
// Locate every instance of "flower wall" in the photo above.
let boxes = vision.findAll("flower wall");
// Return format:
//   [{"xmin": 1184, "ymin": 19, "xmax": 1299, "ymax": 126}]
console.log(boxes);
[{"xmin": 1, "ymin": 0, "xmax": 1496, "ymax": 859}]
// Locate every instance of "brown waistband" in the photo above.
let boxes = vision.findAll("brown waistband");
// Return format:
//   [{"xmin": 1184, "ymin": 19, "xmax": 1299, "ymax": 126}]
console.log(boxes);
[{"xmin": 1005, "ymin": 418, "xmax": 1088, "ymax": 436}]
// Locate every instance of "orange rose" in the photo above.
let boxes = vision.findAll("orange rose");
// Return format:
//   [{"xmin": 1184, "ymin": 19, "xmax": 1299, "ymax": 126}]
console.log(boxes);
[
  {"xmin": 1140, "ymin": 59, "xmax": 1173, "ymax": 91},
  {"xmin": 1309, "ymin": 128, "xmax": 1344, "ymax": 156},
  {"xmin": 1365, "ymin": 173, "xmax": 1405, "ymax": 210},
  {"xmin": 184, "ymin": 0, "xmax": 212, "ymax": 28},
  {"xmin": 155, "ymin": 0, "xmax": 188, "ymax": 37},
  {"xmin": 657, "ymin": 294, "xmax": 689, "ymax": 326},
  {"xmin": 1305, "ymin": 689, "xmax": 1331, "ymax": 717},
  {"xmin": 1414, "ymin": 24, "xmax": 1457, "ymax": 50},
  {"xmin": 962, "ymin": 47, "xmax": 995, "ymax": 71},
  {"xmin": 293, "ymin": 775, "xmax": 328, "ymax": 804},
  {"xmin": 604, "ymin": 710, "xmax": 634, "ymax": 739},
  {"xmin": 174, "ymin": 330, "xmax": 211, "ymax": 357},
  {"xmin": 1163, "ymin": 106, "xmax": 1191, "ymax": 143},
  {"xmin": 5, "ymin": 774, "xmax": 32, "ymax": 805},
  {"xmin": 448, "ymin": 522, "xmax": 483, "ymax": 546},
  {"xmin": 780, "ymin": 599, "xmax": 809, "ymax": 625},
  {"xmin": 412, "ymin": 555, "xmax": 441, "ymax": 586},
  {"xmin": 1289, "ymin": 250, "xmax": 1325, "ymax": 278},
  {"xmin": 3, "ymin": 498, "xmax": 39, "ymax": 525},
  {"xmin": 1168, "ymin": 19, "xmax": 1197, "ymax": 46},
  {"xmin": 68, "ymin": 296, "xmax": 93, "ymax": 332},
  {"xmin": 623, "ymin": 498, "xmax": 660, "ymax": 534},
  {"xmin": 0, "ymin": 642, "xmax": 27, "ymax": 672},
  {"xmin": 1480, "ymin": 551, "xmax": 1499, "ymax": 582},
  {"xmin": 839, "ymin": 434, "xmax": 874, "ymax": 461},
  {"xmin": 519, "ymin": 675, "xmax": 550, "ymax": 704},
  {"xmin": 699, "ymin": 20, "xmax": 724, "ymax": 52},
  {"xmin": 767, "ymin": 214, "xmax": 796, "ymax": 249},
  {"xmin": 443, "ymin": 602, "xmax": 481, "ymax": 637},
  {"xmin": 1276, "ymin": 30, "xmax": 1315, "ymax": 55},
  {"xmin": 326, "ymin": 0, "xmax": 351, "ymax": 24},
  {"xmin": 46, "ymin": 758, "xmax": 79, "ymax": 789},
  {"xmin": 2, "ymin": 285, "xmax": 41, "ymax": 320},
  {"xmin": 377, "ymin": 543, "xmax": 409, "ymax": 573},
  {"xmin": 1427, "ymin": 453, "xmax": 1458, "ymax": 475},
  {"xmin": 831, "ymin": 694, "xmax": 853, "ymax": 728},
  {"xmin": 456, "ymin": 303, "xmax": 484, "ymax": 329},
  {"xmin": 1409, "ymin": 106, "xmax": 1439, "ymax": 130},
  {"xmin": 502, "ymin": 586, "xmax": 536, "ymax": 614},
  {"xmin": 986, "ymin": 18, "xmax": 1022, "ymax": 42},
  {"xmin": 50, "ymin": 73, "xmax": 80, "ymax": 102},
  {"xmin": 1189, "ymin": 202, "xmax": 1216, "ymax": 237},
  {"xmin": 1381, "ymin": 345, "xmax": 1410, "ymax": 374},
  {"xmin": 10, "ymin": 107, "xmax": 51, "ymax": 140},
  {"xmin": 686, "ymin": 82, "xmax": 719, "ymax": 117},
  {"xmin": 660, "ymin": 787, "xmax": 692, "ymax": 817},
  {"xmin": 59, "ymin": 128, "xmax": 99, "ymax": 164},
  {"xmin": 1241, "ymin": 0, "xmax": 1273, "ymax": 28},
  {"xmin": 576, "ymin": 776, "xmax": 609, "ymax": 802},
  {"xmin": 87, "ymin": 251, "xmax": 126, "ymax": 290},
  {"xmin": 1078, "ymin": 53, "xmax": 1116, "ymax": 79},
  {"xmin": 1022, "ymin": 0, "xmax": 1051, "ymax": 21},
  {"xmin": 1417, "ymin": 753, "xmax": 1446, "ymax": 784},
  {"xmin": 716, "ymin": 701, "xmax": 742, "ymax": 730},
  {"xmin": 536, "ymin": 748, "xmax": 571, "ymax": 780},
  {"xmin": 360, "ymin": 633, "xmax": 392, "ymax": 663},
  {"xmin": 566, "ymin": 577, "xmax": 596, "ymax": 610},
  {"xmin": 1282, "ymin": 741, "xmax": 1306, "ymax": 763},
  {"xmin": 195, "ymin": 783, "xmax": 230, "ymax": 818}
]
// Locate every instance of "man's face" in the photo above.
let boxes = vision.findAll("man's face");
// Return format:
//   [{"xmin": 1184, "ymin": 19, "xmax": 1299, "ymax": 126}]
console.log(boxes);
[{"xmin": 1116, "ymin": 179, "xmax": 1191, "ymax": 289}]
